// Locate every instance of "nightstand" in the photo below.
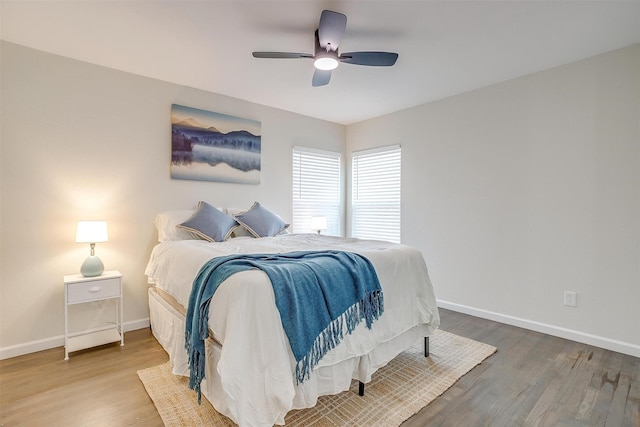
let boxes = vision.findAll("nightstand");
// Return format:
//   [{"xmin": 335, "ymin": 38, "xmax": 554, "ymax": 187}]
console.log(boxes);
[{"xmin": 64, "ymin": 270, "xmax": 124, "ymax": 360}]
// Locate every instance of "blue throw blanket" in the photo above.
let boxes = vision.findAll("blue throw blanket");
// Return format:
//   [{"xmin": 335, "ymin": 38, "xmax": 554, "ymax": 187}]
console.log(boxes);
[{"xmin": 185, "ymin": 250, "xmax": 384, "ymax": 403}]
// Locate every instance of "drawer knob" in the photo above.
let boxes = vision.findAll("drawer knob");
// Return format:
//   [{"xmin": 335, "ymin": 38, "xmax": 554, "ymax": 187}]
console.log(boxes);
[{"xmin": 89, "ymin": 286, "xmax": 102, "ymax": 293}]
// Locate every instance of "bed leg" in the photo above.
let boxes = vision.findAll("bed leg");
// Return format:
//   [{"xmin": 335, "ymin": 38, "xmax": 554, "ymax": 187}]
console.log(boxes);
[
  {"xmin": 358, "ymin": 381, "xmax": 365, "ymax": 396},
  {"xmin": 424, "ymin": 336, "xmax": 429, "ymax": 357}
]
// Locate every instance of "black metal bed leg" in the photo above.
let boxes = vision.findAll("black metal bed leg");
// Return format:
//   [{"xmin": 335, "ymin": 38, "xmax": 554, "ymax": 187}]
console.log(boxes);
[{"xmin": 358, "ymin": 336, "xmax": 428, "ymax": 397}]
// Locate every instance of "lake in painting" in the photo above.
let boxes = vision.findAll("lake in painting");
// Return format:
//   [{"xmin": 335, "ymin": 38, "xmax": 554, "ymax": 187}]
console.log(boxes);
[{"xmin": 170, "ymin": 104, "xmax": 261, "ymax": 184}]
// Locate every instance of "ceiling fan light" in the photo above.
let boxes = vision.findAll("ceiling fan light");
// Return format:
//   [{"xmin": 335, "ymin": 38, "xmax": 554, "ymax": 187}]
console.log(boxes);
[{"xmin": 314, "ymin": 56, "xmax": 339, "ymax": 70}]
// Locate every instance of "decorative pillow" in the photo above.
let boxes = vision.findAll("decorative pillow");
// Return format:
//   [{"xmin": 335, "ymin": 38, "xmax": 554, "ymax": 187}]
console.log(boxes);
[
  {"xmin": 233, "ymin": 202, "xmax": 289, "ymax": 238},
  {"xmin": 226, "ymin": 208, "xmax": 256, "ymax": 238},
  {"xmin": 177, "ymin": 201, "xmax": 238, "ymax": 242},
  {"xmin": 154, "ymin": 210, "xmax": 196, "ymax": 242}
]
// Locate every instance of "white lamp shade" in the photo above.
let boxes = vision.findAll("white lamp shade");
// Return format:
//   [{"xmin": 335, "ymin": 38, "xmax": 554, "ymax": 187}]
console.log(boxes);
[
  {"xmin": 75, "ymin": 221, "xmax": 108, "ymax": 243},
  {"xmin": 310, "ymin": 216, "xmax": 328, "ymax": 231}
]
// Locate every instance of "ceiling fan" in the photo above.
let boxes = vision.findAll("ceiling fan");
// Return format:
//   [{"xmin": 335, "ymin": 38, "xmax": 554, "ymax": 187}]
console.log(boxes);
[{"xmin": 252, "ymin": 10, "xmax": 399, "ymax": 87}]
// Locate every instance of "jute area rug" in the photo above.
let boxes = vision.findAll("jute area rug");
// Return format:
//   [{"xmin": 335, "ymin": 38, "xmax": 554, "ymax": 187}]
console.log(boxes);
[{"xmin": 138, "ymin": 329, "xmax": 496, "ymax": 426}]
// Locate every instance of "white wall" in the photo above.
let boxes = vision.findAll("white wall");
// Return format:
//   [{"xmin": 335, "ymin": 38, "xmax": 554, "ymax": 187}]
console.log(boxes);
[
  {"xmin": 347, "ymin": 44, "xmax": 640, "ymax": 355},
  {"xmin": 0, "ymin": 42, "xmax": 345, "ymax": 357},
  {"xmin": 2, "ymin": 41, "xmax": 638, "ymax": 359}
]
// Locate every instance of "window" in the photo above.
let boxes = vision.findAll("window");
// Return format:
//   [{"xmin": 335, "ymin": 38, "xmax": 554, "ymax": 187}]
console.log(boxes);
[
  {"xmin": 351, "ymin": 145, "xmax": 401, "ymax": 243},
  {"xmin": 292, "ymin": 146, "xmax": 342, "ymax": 236}
]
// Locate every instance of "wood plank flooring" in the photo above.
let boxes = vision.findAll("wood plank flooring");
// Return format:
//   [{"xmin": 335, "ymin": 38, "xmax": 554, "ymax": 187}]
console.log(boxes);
[{"xmin": 1, "ymin": 309, "xmax": 638, "ymax": 426}]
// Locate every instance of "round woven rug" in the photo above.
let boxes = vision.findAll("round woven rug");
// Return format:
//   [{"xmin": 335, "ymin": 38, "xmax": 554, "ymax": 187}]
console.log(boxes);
[{"xmin": 138, "ymin": 329, "xmax": 496, "ymax": 426}]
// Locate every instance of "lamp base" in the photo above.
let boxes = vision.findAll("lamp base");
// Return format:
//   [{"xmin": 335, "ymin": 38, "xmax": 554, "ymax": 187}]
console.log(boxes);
[{"xmin": 81, "ymin": 256, "xmax": 104, "ymax": 277}]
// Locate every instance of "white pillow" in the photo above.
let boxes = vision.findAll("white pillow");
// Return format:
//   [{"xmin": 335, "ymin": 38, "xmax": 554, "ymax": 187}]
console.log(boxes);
[{"xmin": 153, "ymin": 210, "xmax": 196, "ymax": 242}]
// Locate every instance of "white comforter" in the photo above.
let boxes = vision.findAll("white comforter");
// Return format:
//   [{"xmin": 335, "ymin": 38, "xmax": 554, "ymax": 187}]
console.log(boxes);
[{"xmin": 145, "ymin": 234, "xmax": 439, "ymax": 426}]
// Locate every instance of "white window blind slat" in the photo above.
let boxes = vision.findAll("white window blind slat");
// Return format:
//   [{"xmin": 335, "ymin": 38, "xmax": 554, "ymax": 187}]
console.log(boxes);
[
  {"xmin": 351, "ymin": 145, "xmax": 401, "ymax": 243},
  {"xmin": 292, "ymin": 146, "xmax": 341, "ymax": 236}
]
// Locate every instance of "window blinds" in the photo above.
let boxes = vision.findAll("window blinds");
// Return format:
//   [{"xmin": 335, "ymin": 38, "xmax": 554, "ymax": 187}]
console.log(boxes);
[
  {"xmin": 351, "ymin": 145, "xmax": 401, "ymax": 243},
  {"xmin": 292, "ymin": 146, "xmax": 342, "ymax": 236}
]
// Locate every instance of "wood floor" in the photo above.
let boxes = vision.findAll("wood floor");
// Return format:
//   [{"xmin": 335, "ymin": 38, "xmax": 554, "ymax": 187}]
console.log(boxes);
[{"xmin": 1, "ymin": 309, "xmax": 638, "ymax": 426}]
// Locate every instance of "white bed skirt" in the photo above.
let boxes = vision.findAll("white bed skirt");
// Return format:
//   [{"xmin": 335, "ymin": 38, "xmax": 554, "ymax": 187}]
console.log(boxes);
[{"xmin": 148, "ymin": 286, "xmax": 433, "ymax": 425}]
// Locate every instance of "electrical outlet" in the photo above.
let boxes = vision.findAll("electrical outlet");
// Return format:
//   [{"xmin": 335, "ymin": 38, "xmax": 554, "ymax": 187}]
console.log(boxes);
[{"xmin": 564, "ymin": 291, "xmax": 577, "ymax": 307}]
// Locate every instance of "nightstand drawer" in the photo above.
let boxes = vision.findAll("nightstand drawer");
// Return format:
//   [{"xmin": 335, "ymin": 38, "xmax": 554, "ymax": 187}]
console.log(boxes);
[{"xmin": 67, "ymin": 278, "xmax": 120, "ymax": 303}]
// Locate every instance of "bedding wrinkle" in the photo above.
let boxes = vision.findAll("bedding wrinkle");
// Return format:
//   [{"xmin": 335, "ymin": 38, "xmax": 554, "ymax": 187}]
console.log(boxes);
[{"xmin": 212, "ymin": 272, "xmax": 294, "ymax": 426}]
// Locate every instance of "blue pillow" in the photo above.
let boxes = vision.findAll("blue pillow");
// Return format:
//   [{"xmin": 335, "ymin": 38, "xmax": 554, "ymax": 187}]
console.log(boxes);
[
  {"xmin": 177, "ymin": 201, "xmax": 238, "ymax": 242},
  {"xmin": 233, "ymin": 202, "xmax": 289, "ymax": 238}
]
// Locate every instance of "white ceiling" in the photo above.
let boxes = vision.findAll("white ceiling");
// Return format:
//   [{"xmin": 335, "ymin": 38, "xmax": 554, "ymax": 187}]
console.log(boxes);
[{"xmin": 2, "ymin": 1, "xmax": 640, "ymax": 125}]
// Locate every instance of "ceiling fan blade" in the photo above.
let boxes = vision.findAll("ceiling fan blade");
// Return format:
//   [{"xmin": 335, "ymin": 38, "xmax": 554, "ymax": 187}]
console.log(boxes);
[
  {"xmin": 318, "ymin": 10, "xmax": 347, "ymax": 51},
  {"xmin": 312, "ymin": 69, "xmax": 332, "ymax": 87},
  {"xmin": 252, "ymin": 52, "xmax": 313, "ymax": 59},
  {"xmin": 340, "ymin": 51, "xmax": 399, "ymax": 66}
]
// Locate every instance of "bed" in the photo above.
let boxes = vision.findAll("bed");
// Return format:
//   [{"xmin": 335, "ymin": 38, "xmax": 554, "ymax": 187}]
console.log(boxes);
[{"xmin": 145, "ymin": 206, "xmax": 440, "ymax": 427}]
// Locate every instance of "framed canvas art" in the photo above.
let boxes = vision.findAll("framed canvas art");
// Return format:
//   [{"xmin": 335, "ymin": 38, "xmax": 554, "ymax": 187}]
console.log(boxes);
[{"xmin": 171, "ymin": 104, "xmax": 261, "ymax": 184}]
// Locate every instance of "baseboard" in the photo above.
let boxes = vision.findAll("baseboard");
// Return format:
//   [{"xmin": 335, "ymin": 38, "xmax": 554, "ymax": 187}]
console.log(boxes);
[
  {"xmin": 0, "ymin": 318, "xmax": 150, "ymax": 360},
  {"xmin": 5, "ymin": 307, "xmax": 638, "ymax": 360},
  {"xmin": 437, "ymin": 300, "xmax": 640, "ymax": 358}
]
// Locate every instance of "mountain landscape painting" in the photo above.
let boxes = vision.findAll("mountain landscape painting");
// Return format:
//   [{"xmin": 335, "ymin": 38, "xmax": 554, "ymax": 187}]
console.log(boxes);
[{"xmin": 171, "ymin": 104, "xmax": 261, "ymax": 184}]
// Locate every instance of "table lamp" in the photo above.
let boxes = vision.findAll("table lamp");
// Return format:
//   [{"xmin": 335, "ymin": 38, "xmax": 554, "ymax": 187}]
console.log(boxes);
[
  {"xmin": 76, "ymin": 221, "xmax": 108, "ymax": 277},
  {"xmin": 310, "ymin": 216, "xmax": 328, "ymax": 234}
]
